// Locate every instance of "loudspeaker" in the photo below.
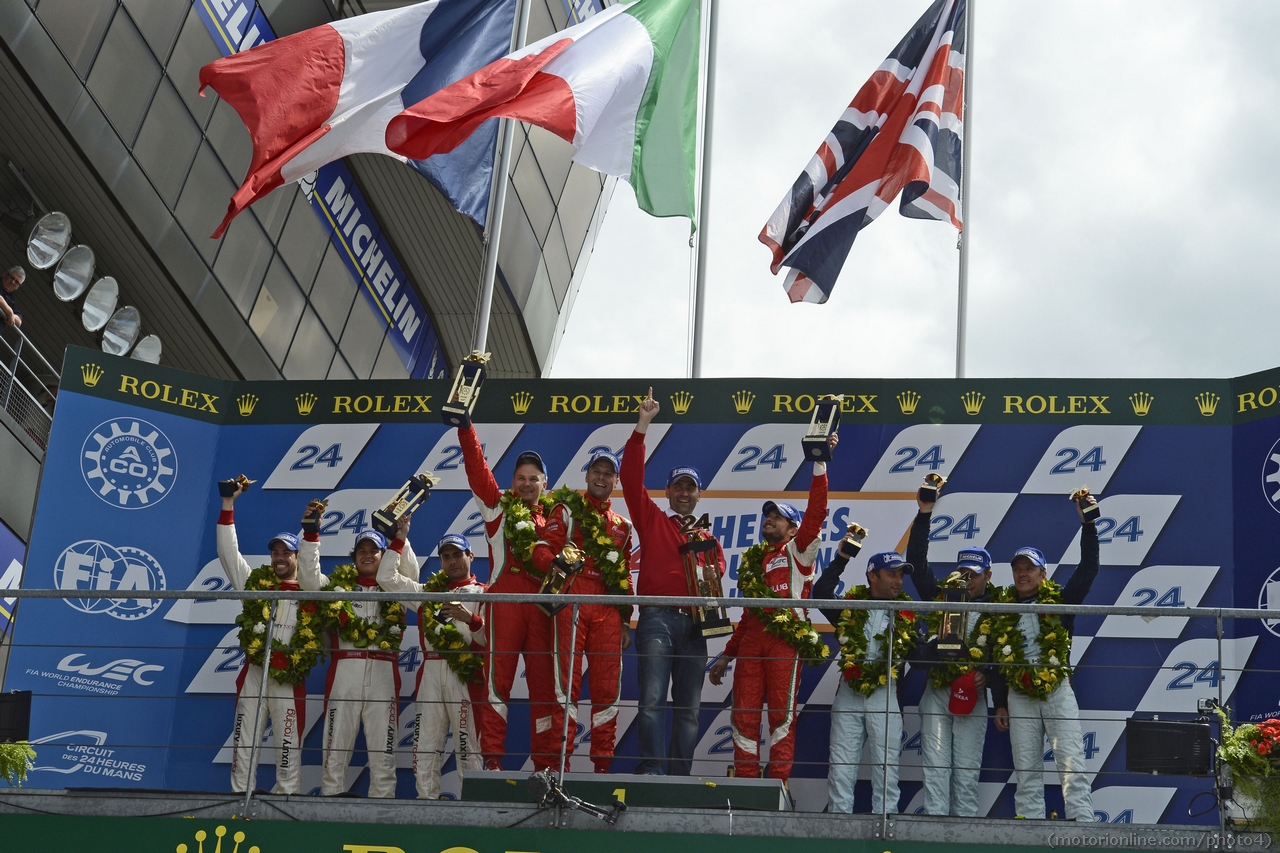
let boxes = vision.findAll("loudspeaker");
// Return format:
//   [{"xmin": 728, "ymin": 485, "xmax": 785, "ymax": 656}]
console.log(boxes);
[
  {"xmin": 1125, "ymin": 717, "xmax": 1213, "ymax": 775},
  {"xmin": 0, "ymin": 690, "xmax": 32, "ymax": 742}
]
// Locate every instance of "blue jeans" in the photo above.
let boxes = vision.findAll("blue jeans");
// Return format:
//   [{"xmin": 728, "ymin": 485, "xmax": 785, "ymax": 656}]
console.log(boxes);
[{"xmin": 635, "ymin": 607, "xmax": 707, "ymax": 775}]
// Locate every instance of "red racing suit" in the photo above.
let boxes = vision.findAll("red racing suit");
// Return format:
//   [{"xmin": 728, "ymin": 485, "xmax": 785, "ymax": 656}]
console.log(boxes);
[
  {"xmin": 532, "ymin": 494, "xmax": 635, "ymax": 772},
  {"xmin": 722, "ymin": 465, "xmax": 827, "ymax": 780},
  {"xmin": 457, "ymin": 425, "xmax": 554, "ymax": 769}
]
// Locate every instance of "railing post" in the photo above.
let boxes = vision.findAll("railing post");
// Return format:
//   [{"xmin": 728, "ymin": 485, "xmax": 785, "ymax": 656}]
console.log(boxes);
[
  {"xmin": 1216, "ymin": 612, "xmax": 1227, "ymax": 838},
  {"xmin": 242, "ymin": 601, "xmax": 277, "ymax": 815},
  {"xmin": 558, "ymin": 602, "xmax": 581, "ymax": 786},
  {"xmin": 882, "ymin": 602, "xmax": 892, "ymax": 837},
  {"xmin": 1, "ymin": 328, "xmax": 21, "ymax": 411}
]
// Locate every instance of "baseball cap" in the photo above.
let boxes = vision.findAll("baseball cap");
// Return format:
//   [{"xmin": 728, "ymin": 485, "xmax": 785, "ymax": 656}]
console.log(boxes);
[
  {"xmin": 438, "ymin": 533, "xmax": 472, "ymax": 554},
  {"xmin": 867, "ymin": 550, "xmax": 913, "ymax": 574},
  {"xmin": 956, "ymin": 547, "xmax": 992, "ymax": 573},
  {"xmin": 514, "ymin": 450, "xmax": 546, "ymax": 474},
  {"xmin": 354, "ymin": 530, "xmax": 388, "ymax": 550},
  {"xmin": 1011, "ymin": 546, "xmax": 1047, "ymax": 569},
  {"xmin": 762, "ymin": 500, "xmax": 802, "ymax": 526},
  {"xmin": 586, "ymin": 449, "xmax": 620, "ymax": 474},
  {"xmin": 667, "ymin": 466, "xmax": 702, "ymax": 488},
  {"xmin": 267, "ymin": 532, "xmax": 300, "ymax": 552}
]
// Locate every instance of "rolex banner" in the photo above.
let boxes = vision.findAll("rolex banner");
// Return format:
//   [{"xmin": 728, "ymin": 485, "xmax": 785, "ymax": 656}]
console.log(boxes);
[{"xmin": 6, "ymin": 347, "xmax": 1280, "ymax": 823}]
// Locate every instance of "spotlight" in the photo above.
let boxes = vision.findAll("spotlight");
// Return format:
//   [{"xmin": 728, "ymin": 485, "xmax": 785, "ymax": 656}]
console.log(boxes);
[
  {"xmin": 27, "ymin": 211, "xmax": 71, "ymax": 269},
  {"xmin": 81, "ymin": 276, "xmax": 118, "ymax": 332},
  {"xmin": 130, "ymin": 334, "xmax": 161, "ymax": 364},
  {"xmin": 101, "ymin": 305, "xmax": 141, "ymax": 356},
  {"xmin": 53, "ymin": 245, "xmax": 94, "ymax": 302}
]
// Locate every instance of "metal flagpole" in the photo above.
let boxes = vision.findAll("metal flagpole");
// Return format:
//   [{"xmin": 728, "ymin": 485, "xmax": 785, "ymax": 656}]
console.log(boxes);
[
  {"xmin": 470, "ymin": 0, "xmax": 533, "ymax": 354},
  {"xmin": 690, "ymin": 0, "xmax": 718, "ymax": 379},
  {"xmin": 955, "ymin": 0, "xmax": 975, "ymax": 379}
]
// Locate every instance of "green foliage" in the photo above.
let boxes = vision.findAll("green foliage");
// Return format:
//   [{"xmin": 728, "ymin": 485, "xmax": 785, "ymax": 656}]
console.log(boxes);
[{"xmin": 0, "ymin": 741, "xmax": 35, "ymax": 787}]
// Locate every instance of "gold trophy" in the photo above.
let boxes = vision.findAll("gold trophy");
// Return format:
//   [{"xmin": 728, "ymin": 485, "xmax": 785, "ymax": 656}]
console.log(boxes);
[
  {"xmin": 441, "ymin": 350, "xmax": 491, "ymax": 427},
  {"xmin": 1070, "ymin": 485, "xmax": 1101, "ymax": 523},
  {"xmin": 935, "ymin": 572, "xmax": 970, "ymax": 660},
  {"xmin": 371, "ymin": 473, "xmax": 440, "ymax": 536},
  {"xmin": 918, "ymin": 472, "xmax": 947, "ymax": 503},
  {"xmin": 536, "ymin": 543, "xmax": 585, "ymax": 616},
  {"xmin": 217, "ymin": 473, "xmax": 255, "ymax": 497},
  {"xmin": 802, "ymin": 395, "xmax": 842, "ymax": 462},
  {"xmin": 838, "ymin": 522, "xmax": 869, "ymax": 559},
  {"xmin": 678, "ymin": 514, "xmax": 733, "ymax": 637}
]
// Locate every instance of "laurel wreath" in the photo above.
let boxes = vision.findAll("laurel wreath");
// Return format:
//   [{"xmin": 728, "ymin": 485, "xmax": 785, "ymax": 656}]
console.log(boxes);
[
  {"xmin": 989, "ymin": 579, "xmax": 1073, "ymax": 700},
  {"xmin": 323, "ymin": 563, "xmax": 406, "ymax": 652},
  {"xmin": 736, "ymin": 543, "xmax": 830, "ymax": 662},
  {"xmin": 924, "ymin": 574, "xmax": 999, "ymax": 689},
  {"xmin": 416, "ymin": 570, "xmax": 484, "ymax": 684},
  {"xmin": 549, "ymin": 486, "xmax": 632, "ymax": 617},
  {"xmin": 835, "ymin": 587, "xmax": 917, "ymax": 695},
  {"xmin": 236, "ymin": 566, "xmax": 324, "ymax": 685},
  {"xmin": 500, "ymin": 491, "xmax": 554, "ymax": 570}
]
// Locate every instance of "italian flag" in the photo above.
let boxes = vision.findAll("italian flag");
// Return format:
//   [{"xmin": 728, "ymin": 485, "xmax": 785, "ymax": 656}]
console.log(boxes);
[{"xmin": 385, "ymin": 0, "xmax": 700, "ymax": 222}]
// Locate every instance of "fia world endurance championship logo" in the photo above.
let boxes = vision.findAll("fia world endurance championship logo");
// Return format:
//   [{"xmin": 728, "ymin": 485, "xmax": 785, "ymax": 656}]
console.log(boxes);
[
  {"xmin": 81, "ymin": 418, "xmax": 176, "ymax": 508},
  {"xmin": 54, "ymin": 540, "xmax": 167, "ymax": 621}
]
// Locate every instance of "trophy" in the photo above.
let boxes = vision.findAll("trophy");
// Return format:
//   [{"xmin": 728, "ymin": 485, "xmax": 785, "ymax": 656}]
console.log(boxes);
[
  {"xmin": 678, "ymin": 514, "xmax": 734, "ymax": 637},
  {"xmin": 535, "ymin": 544, "xmax": 585, "ymax": 617},
  {"xmin": 918, "ymin": 472, "xmax": 947, "ymax": 504},
  {"xmin": 441, "ymin": 350, "xmax": 491, "ymax": 427},
  {"xmin": 218, "ymin": 474, "xmax": 255, "ymax": 497},
  {"xmin": 935, "ymin": 572, "xmax": 970, "ymax": 660},
  {"xmin": 300, "ymin": 498, "xmax": 328, "ymax": 534},
  {"xmin": 802, "ymin": 395, "xmax": 842, "ymax": 462},
  {"xmin": 837, "ymin": 522, "xmax": 868, "ymax": 559},
  {"xmin": 371, "ymin": 473, "xmax": 440, "ymax": 536},
  {"xmin": 1070, "ymin": 485, "xmax": 1101, "ymax": 523}
]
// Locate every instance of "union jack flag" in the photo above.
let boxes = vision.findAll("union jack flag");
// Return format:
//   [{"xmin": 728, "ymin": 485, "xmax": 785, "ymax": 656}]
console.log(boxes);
[{"xmin": 759, "ymin": 0, "xmax": 966, "ymax": 304}]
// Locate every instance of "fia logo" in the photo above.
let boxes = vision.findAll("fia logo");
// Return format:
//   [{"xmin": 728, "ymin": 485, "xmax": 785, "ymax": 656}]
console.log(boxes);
[
  {"xmin": 80, "ymin": 418, "xmax": 176, "ymax": 508},
  {"xmin": 1260, "ymin": 565, "xmax": 1280, "ymax": 638},
  {"xmin": 54, "ymin": 540, "xmax": 167, "ymax": 620},
  {"xmin": 1262, "ymin": 437, "xmax": 1280, "ymax": 515}
]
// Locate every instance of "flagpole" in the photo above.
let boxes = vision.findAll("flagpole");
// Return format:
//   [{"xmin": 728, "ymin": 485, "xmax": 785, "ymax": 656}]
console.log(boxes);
[
  {"xmin": 955, "ymin": 0, "xmax": 974, "ymax": 379},
  {"xmin": 471, "ymin": 0, "xmax": 532, "ymax": 354},
  {"xmin": 690, "ymin": 0, "xmax": 718, "ymax": 379}
]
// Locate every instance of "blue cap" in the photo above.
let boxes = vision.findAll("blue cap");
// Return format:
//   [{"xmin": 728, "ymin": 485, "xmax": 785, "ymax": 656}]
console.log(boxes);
[
  {"xmin": 867, "ymin": 550, "xmax": 913, "ymax": 574},
  {"xmin": 267, "ymin": 532, "xmax": 299, "ymax": 552},
  {"xmin": 354, "ymin": 530, "xmax": 388, "ymax": 550},
  {"xmin": 956, "ymin": 547, "xmax": 992, "ymax": 572},
  {"xmin": 586, "ymin": 449, "xmax": 621, "ymax": 474},
  {"xmin": 667, "ymin": 466, "xmax": 702, "ymax": 488},
  {"xmin": 514, "ymin": 450, "xmax": 546, "ymax": 474},
  {"xmin": 1011, "ymin": 546, "xmax": 1047, "ymax": 569},
  {"xmin": 762, "ymin": 500, "xmax": 803, "ymax": 526},
  {"xmin": 438, "ymin": 533, "xmax": 472, "ymax": 554}
]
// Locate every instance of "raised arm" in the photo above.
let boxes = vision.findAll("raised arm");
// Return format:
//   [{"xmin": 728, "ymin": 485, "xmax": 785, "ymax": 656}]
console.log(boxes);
[
  {"xmin": 296, "ymin": 498, "xmax": 325, "ymax": 591},
  {"xmin": 458, "ymin": 424, "xmax": 503, "ymax": 510},
  {"xmin": 215, "ymin": 485, "xmax": 253, "ymax": 590},
  {"xmin": 905, "ymin": 511, "xmax": 938, "ymax": 602},
  {"xmin": 377, "ymin": 538, "xmax": 424, "ymax": 596},
  {"xmin": 794, "ymin": 460, "xmax": 830, "ymax": 556},
  {"xmin": 814, "ymin": 542, "xmax": 860, "ymax": 627},
  {"xmin": 621, "ymin": 388, "xmax": 664, "ymax": 538},
  {"xmin": 1062, "ymin": 516, "xmax": 1100, "ymax": 605}
]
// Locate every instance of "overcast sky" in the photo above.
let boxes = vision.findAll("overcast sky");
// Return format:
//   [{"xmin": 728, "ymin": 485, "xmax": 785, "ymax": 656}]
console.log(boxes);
[{"xmin": 548, "ymin": 0, "xmax": 1280, "ymax": 381}]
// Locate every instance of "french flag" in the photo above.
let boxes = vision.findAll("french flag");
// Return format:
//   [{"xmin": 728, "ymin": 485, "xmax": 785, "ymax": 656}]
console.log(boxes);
[{"xmin": 199, "ymin": 0, "xmax": 516, "ymax": 238}]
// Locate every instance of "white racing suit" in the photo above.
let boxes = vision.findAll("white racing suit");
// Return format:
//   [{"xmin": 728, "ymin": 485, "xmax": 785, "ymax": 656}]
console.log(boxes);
[
  {"xmin": 828, "ymin": 609, "xmax": 901, "ymax": 814},
  {"xmin": 920, "ymin": 609, "xmax": 991, "ymax": 817},
  {"xmin": 377, "ymin": 542, "xmax": 485, "ymax": 799},
  {"xmin": 301, "ymin": 540, "xmax": 417, "ymax": 798},
  {"xmin": 217, "ymin": 516, "xmax": 321, "ymax": 795}
]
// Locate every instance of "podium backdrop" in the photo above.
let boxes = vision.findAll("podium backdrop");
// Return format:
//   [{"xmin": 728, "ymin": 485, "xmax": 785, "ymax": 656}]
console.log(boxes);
[{"xmin": 7, "ymin": 347, "xmax": 1280, "ymax": 821}]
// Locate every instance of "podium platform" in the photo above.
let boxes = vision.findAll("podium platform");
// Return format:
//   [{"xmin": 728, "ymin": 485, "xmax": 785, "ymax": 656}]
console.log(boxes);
[{"xmin": 461, "ymin": 770, "xmax": 789, "ymax": 811}]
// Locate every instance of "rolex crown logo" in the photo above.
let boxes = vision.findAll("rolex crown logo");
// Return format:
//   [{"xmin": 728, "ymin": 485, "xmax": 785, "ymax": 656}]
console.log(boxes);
[
  {"xmin": 176, "ymin": 825, "xmax": 260, "ymax": 853},
  {"xmin": 670, "ymin": 391, "xmax": 694, "ymax": 415},
  {"xmin": 961, "ymin": 391, "xmax": 986, "ymax": 416},
  {"xmin": 510, "ymin": 391, "xmax": 534, "ymax": 415},
  {"xmin": 236, "ymin": 393, "xmax": 259, "ymax": 417},
  {"xmin": 897, "ymin": 390, "xmax": 920, "ymax": 415},
  {"xmin": 1195, "ymin": 392, "xmax": 1220, "ymax": 417},
  {"xmin": 731, "ymin": 390, "xmax": 755, "ymax": 415},
  {"xmin": 80, "ymin": 363, "xmax": 104, "ymax": 388},
  {"xmin": 295, "ymin": 393, "xmax": 318, "ymax": 417},
  {"xmin": 1128, "ymin": 392, "xmax": 1154, "ymax": 417}
]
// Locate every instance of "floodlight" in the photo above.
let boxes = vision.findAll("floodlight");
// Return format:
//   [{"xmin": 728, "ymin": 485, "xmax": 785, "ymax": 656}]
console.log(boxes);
[
  {"xmin": 53, "ymin": 245, "xmax": 94, "ymax": 302},
  {"xmin": 130, "ymin": 334, "xmax": 161, "ymax": 364},
  {"xmin": 27, "ymin": 212, "xmax": 71, "ymax": 269},
  {"xmin": 81, "ymin": 276, "xmax": 119, "ymax": 332},
  {"xmin": 101, "ymin": 305, "xmax": 141, "ymax": 356}
]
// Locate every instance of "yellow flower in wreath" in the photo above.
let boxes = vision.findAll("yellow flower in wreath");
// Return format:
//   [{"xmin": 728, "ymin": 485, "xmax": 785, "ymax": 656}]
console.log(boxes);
[
  {"xmin": 261, "ymin": 605, "xmax": 271, "ymax": 620},
  {"xmin": 366, "ymin": 628, "xmax": 377, "ymax": 640},
  {"xmin": 380, "ymin": 641, "xmax": 390, "ymax": 650},
  {"xmin": 878, "ymin": 674, "xmax": 888, "ymax": 685},
  {"xmin": 969, "ymin": 647, "xmax": 983, "ymax": 660},
  {"xmin": 979, "ymin": 622, "xmax": 991, "ymax": 634}
]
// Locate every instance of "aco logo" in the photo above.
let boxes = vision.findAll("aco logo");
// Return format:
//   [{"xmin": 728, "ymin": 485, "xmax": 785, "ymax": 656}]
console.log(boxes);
[
  {"xmin": 1263, "ymin": 436, "xmax": 1280, "ymax": 516},
  {"xmin": 81, "ymin": 418, "xmax": 176, "ymax": 508},
  {"xmin": 1260, "ymin": 565, "xmax": 1280, "ymax": 638},
  {"xmin": 54, "ymin": 540, "xmax": 167, "ymax": 621}
]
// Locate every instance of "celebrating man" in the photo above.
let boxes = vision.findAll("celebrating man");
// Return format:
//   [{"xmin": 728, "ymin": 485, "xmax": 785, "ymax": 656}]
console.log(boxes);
[
  {"xmin": 623, "ymin": 388, "xmax": 726, "ymax": 775},
  {"xmin": 708, "ymin": 433, "xmax": 834, "ymax": 781},
  {"xmin": 532, "ymin": 449, "xmax": 635, "ymax": 773},
  {"xmin": 377, "ymin": 518, "xmax": 486, "ymax": 799},
  {"xmin": 216, "ymin": 478, "xmax": 323, "ymax": 794},
  {"xmin": 992, "ymin": 495, "xmax": 1099, "ymax": 821},
  {"xmin": 457, "ymin": 423, "xmax": 556, "ymax": 769}
]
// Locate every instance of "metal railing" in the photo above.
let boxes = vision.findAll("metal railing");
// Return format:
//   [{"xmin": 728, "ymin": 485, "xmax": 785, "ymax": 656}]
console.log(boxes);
[
  {"xmin": 1, "ymin": 588, "xmax": 1272, "ymax": 837},
  {"xmin": 0, "ymin": 325, "xmax": 59, "ymax": 450}
]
